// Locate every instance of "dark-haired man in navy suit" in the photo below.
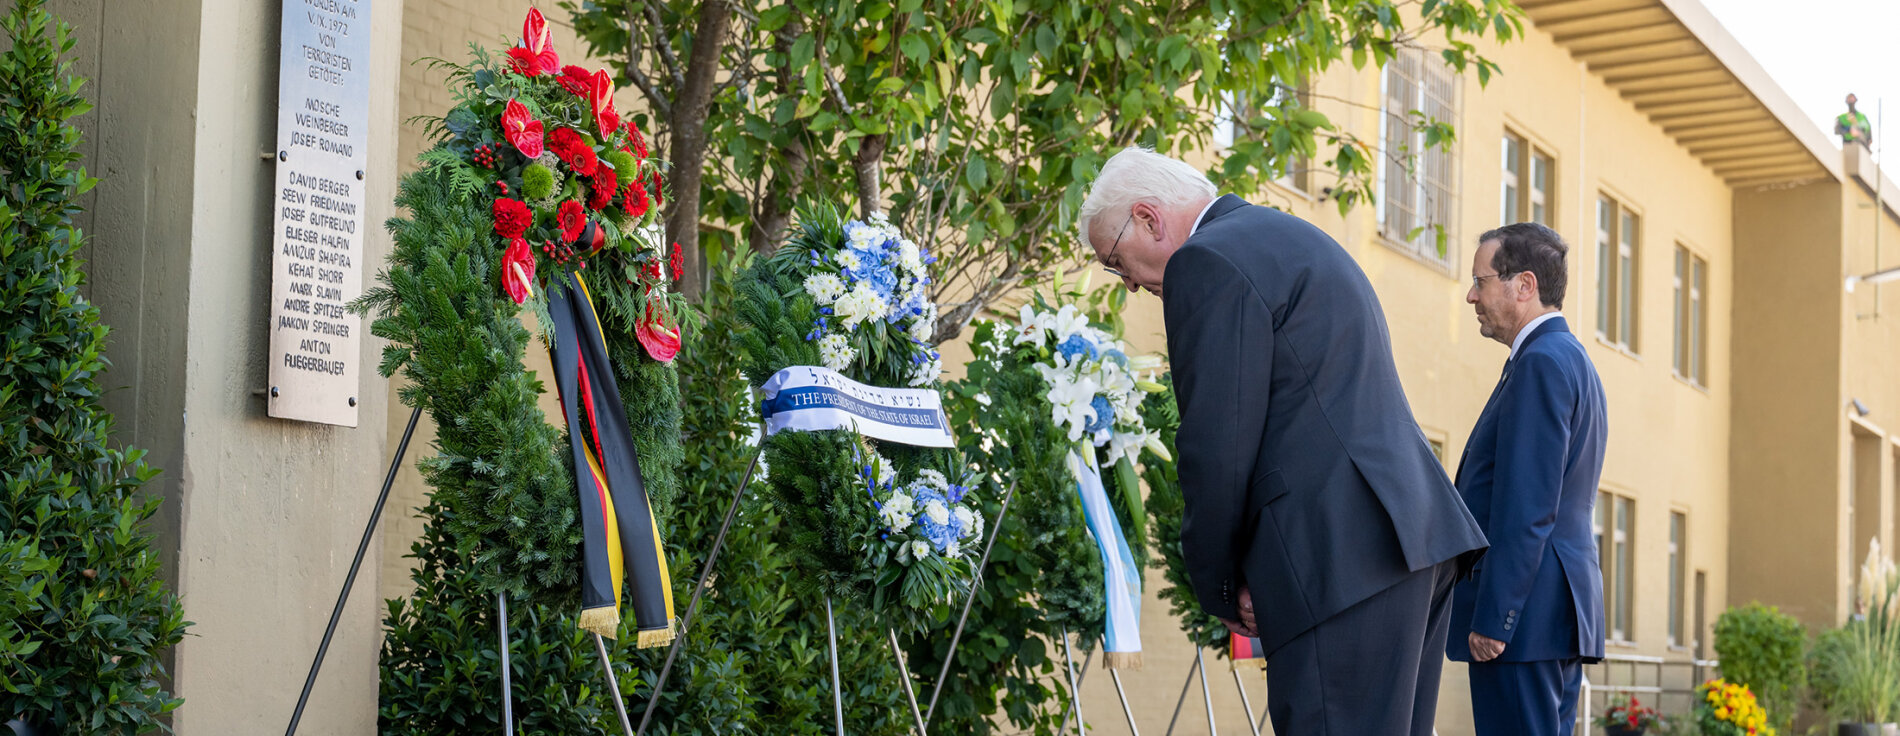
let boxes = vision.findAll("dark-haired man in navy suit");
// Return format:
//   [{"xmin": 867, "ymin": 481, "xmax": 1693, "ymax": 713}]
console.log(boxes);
[{"xmin": 1447, "ymin": 222, "xmax": 1608, "ymax": 736}]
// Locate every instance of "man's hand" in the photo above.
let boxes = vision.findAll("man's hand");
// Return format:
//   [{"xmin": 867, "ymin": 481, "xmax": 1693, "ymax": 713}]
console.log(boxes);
[
  {"xmin": 1469, "ymin": 632, "xmax": 1506, "ymax": 662},
  {"xmin": 1220, "ymin": 587, "xmax": 1259, "ymax": 638}
]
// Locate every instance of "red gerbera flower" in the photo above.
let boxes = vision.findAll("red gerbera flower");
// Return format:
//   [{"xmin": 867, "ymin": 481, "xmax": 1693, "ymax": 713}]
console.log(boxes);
[
  {"xmin": 621, "ymin": 182, "xmax": 650, "ymax": 218},
  {"xmin": 501, "ymin": 100, "xmax": 544, "ymax": 158},
  {"xmin": 558, "ymin": 200, "xmax": 587, "ymax": 242},
  {"xmin": 668, "ymin": 241, "xmax": 683, "ymax": 278},
  {"xmin": 502, "ymin": 238, "xmax": 537, "ymax": 304},
  {"xmin": 627, "ymin": 121, "xmax": 649, "ymax": 160},
  {"xmin": 548, "ymin": 127, "xmax": 596, "ymax": 176},
  {"xmin": 589, "ymin": 69, "xmax": 620, "ymax": 136},
  {"xmin": 587, "ymin": 166, "xmax": 617, "ymax": 210},
  {"xmin": 558, "ymin": 65, "xmax": 593, "ymax": 96},
  {"xmin": 509, "ymin": 8, "xmax": 559, "ymax": 77},
  {"xmin": 648, "ymin": 171, "xmax": 666, "ymax": 207},
  {"xmin": 492, "ymin": 197, "xmax": 532, "ymax": 239}
]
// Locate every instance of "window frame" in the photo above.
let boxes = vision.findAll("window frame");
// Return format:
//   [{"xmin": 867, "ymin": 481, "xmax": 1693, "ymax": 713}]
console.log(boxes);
[
  {"xmin": 1596, "ymin": 193, "xmax": 1642, "ymax": 354},
  {"xmin": 1501, "ymin": 128, "xmax": 1555, "ymax": 227},
  {"xmin": 1673, "ymin": 244, "xmax": 1710, "ymax": 388},
  {"xmin": 1596, "ymin": 489, "xmax": 1638, "ymax": 645},
  {"xmin": 1378, "ymin": 47, "xmax": 1461, "ymax": 269},
  {"xmin": 1668, "ymin": 510, "xmax": 1688, "ymax": 649}
]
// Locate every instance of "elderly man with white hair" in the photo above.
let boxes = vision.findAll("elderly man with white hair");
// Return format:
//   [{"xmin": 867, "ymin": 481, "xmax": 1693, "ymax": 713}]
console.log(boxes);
[{"xmin": 1080, "ymin": 147, "xmax": 1487, "ymax": 736}]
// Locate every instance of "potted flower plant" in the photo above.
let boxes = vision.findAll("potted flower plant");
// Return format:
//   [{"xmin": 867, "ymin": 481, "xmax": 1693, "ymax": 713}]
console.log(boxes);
[
  {"xmin": 1595, "ymin": 694, "xmax": 1663, "ymax": 736},
  {"xmin": 1696, "ymin": 678, "xmax": 1777, "ymax": 736},
  {"xmin": 1818, "ymin": 540, "xmax": 1900, "ymax": 736}
]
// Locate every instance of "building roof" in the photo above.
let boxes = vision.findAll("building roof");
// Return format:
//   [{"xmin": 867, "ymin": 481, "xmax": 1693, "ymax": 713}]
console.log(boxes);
[{"xmin": 1520, "ymin": 0, "xmax": 1842, "ymax": 187}]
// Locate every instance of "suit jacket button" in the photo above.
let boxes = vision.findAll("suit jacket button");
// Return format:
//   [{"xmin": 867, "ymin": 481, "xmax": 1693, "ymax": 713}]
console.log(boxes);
[{"xmin": 1504, "ymin": 623, "xmax": 1513, "ymax": 631}]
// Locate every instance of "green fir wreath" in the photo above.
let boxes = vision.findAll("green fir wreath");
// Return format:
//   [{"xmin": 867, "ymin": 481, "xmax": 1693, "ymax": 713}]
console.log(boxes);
[
  {"xmin": 732, "ymin": 205, "xmax": 982, "ymax": 629},
  {"xmin": 1138, "ymin": 373, "xmax": 1230, "ymax": 653},
  {"xmin": 357, "ymin": 9, "xmax": 689, "ymax": 607}
]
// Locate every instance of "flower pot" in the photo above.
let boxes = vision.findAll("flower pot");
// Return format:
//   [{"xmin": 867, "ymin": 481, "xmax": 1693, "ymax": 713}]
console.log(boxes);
[
  {"xmin": 1838, "ymin": 724, "xmax": 1900, "ymax": 736},
  {"xmin": 1604, "ymin": 725, "xmax": 1646, "ymax": 736}
]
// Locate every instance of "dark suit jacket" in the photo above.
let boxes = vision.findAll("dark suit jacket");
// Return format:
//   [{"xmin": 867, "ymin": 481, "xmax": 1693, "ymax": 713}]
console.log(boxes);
[
  {"xmin": 1446, "ymin": 316, "xmax": 1608, "ymax": 664},
  {"xmin": 1163, "ymin": 195, "xmax": 1488, "ymax": 655}
]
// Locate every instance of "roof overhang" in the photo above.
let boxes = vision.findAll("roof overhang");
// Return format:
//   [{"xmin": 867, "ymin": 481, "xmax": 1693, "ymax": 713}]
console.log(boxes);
[{"xmin": 1518, "ymin": 0, "xmax": 1843, "ymax": 187}]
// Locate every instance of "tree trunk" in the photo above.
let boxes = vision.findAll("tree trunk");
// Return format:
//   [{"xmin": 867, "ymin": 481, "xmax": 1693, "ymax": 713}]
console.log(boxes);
[
  {"xmin": 664, "ymin": 0, "xmax": 731, "ymax": 300},
  {"xmin": 853, "ymin": 134, "xmax": 887, "ymax": 219}
]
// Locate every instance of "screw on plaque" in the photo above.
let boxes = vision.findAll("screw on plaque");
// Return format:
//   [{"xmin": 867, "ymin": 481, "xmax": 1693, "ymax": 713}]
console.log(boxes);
[
  {"xmin": 271, "ymin": 387, "xmax": 280, "ymax": 398},
  {"xmin": 278, "ymin": 151, "xmax": 288, "ymax": 162},
  {"xmin": 348, "ymin": 397, "xmax": 357, "ymax": 407},
  {"xmin": 356, "ymin": 170, "xmax": 365, "ymax": 181}
]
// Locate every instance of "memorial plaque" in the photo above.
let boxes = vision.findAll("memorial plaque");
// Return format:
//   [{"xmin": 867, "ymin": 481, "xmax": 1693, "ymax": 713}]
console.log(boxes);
[{"xmin": 267, "ymin": 0, "xmax": 371, "ymax": 426}]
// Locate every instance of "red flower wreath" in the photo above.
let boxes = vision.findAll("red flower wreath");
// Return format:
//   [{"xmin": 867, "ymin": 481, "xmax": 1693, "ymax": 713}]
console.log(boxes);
[
  {"xmin": 502, "ymin": 238, "xmax": 537, "ymax": 304},
  {"xmin": 492, "ymin": 197, "xmax": 532, "ymax": 239}
]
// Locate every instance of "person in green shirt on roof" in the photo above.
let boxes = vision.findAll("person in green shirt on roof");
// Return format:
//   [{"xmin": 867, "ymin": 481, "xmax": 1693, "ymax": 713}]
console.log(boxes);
[{"xmin": 1838, "ymin": 93, "xmax": 1873, "ymax": 149}]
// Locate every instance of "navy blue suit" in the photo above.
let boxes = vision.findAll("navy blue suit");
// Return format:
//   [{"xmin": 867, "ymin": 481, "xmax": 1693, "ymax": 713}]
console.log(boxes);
[{"xmin": 1447, "ymin": 315, "xmax": 1608, "ymax": 736}]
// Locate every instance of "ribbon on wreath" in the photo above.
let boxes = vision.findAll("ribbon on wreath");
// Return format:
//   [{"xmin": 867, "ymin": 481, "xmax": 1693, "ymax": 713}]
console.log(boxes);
[
  {"xmin": 759, "ymin": 365, "xmax": 953, "ymax": 448},
  {"xmin": 1229, "ymin": 631, "xmax": 1266, "ymax": 671},
  {"xmin": 547, "ymin": 269, "xmax": 677, "ymax": 647},
  {"xmin": 1069, "ymin": 450, "xmax": 1143, "ymax": 669}
]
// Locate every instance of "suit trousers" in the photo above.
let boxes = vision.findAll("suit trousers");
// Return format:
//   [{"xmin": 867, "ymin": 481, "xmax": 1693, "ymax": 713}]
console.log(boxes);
[
  {"xmin": 1264, "ymin": 558, "xmax": 1460, "ymax": 736},
  {"xmin": 1467, "ymin": 657, "xmax": 1583, "ymax": 736}
]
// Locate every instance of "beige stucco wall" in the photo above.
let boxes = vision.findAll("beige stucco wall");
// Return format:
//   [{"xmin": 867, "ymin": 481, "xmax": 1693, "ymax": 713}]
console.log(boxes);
[{"xmin": 44, "ymin": 0, "xmax": 407, "ymax": 731}]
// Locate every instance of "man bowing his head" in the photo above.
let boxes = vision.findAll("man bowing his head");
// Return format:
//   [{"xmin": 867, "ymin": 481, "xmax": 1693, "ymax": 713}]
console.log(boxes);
[{"xmin": 1081, "ymin": 147, "xmax": 1487, "ymax": 736}]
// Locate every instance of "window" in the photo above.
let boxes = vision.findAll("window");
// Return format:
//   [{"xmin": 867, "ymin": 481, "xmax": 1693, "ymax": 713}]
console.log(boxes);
[
  {"xmin": 1380, "ymin": 47, "xmax": 1459, "ymax": 265},
  {"xmin": 1213, "ymin": 86, "xmax": 1311, "ymax": 194},
  {"xmin": 1428, "ymin": 437, "xmax": 1446, "ymax": 464},
  {"xmin": 1673, "ymin": 246, "xmax": 1709, "ymax": 386},
  {"xmin": 1669, "ymin": 511, "xmax": 1687, "ymax": 647},
  {"xmin": 1596, "ymin": 195, "xmax": 1641, "ymax": 352},
  {"xmin": 1597, "ymin": 490, "xmax": 1636, "ymax": 642},
  {"xmin": 1501, "ymin": 131, "xmax": 1554, "ymax": 226}
]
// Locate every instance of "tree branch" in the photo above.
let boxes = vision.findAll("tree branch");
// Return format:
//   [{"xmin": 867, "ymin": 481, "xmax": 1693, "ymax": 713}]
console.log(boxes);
[{"xmin": 641, "ymin": 0, "xmax": 687, "ymax": 89}]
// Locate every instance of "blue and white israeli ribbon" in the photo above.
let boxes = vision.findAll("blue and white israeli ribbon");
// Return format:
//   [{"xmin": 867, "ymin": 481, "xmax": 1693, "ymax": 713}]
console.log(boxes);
[
  {"xmin": 759, "ymin": 365, "xmax": 954, "ymax": 448},
  {"xmin": 1070, "ymin": 450, "xmax": 1143, "ymax": 668}
]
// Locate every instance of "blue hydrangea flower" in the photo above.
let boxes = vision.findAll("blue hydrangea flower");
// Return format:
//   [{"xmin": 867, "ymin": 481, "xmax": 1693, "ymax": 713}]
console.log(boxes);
[
  {"xmin": 1057, "ymin": 333, "xmax": 1100, "ymax": 363},
  {"xmin": 1104, "ymin": 349, "xmax": 1129, "ymax": 367},
  {"xmin": 1086, "ymin": 395, "xmax": 1115, "ymax": 435}
]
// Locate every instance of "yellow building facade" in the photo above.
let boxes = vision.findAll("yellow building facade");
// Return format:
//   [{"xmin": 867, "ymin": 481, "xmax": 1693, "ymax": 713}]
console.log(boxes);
[{"xmin": 40, "ymin": 0, "xmax": 1897, "ymax": 732}]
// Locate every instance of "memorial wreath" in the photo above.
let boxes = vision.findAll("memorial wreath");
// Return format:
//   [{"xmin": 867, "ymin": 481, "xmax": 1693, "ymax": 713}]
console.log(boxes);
[{"xmin": 360, "ymin": 8, "xmax": 688, "ymax": 644}]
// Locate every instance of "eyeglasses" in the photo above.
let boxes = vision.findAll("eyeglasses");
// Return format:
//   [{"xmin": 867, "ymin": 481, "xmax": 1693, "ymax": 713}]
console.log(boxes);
[
  {"xmin": 1471, "ymin": 271, "xmax": 1516, "ymax": 290},
  {"xmin": 1099, "ymin": 210, "xmax": 1135, "ymax": 278}
]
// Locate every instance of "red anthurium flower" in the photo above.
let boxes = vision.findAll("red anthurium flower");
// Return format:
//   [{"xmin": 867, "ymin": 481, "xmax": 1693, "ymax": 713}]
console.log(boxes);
[
  {"xmin": 589, "ymin": 69, "xmax": 620, "ymax": 136},
  {"xmin": 558, "ymin": 65, "xmax": 592, "ymax": 96},
  {"xmin": 627, "ymin": 123, "xmax": 648, "ymax": 160},
  {"xmin": 501, "ymin": 100, "xmax": 544, "ymax": 158},
  {"xmin": 636, "ymin": 298, "xmax": 681, "ymax": 363},
  {"xmin": 502, "ymin": 238, "xmax": 537, "ymax": 305},
  {"xmin": 515, "ymin": 8, "xmax": 559, "ymax": 76},
  {"xmin": 558, "ymin": 200, "xmax": 587, "ymax": 242}
]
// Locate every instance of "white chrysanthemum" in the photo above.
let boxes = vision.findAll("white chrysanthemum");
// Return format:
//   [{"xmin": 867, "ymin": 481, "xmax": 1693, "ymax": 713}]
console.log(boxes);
[
  {"xmin": 907, "ymin": 354, "xmax": 942, "ymax": 387},
  {"xmin": 898, "ymin": 239, "xmax": 924, "ymax": 274},
  {"xmin": 944, "ymin": 540, "xmax": 962, "ymax": 558},
  {"xmin": 804, "ymin": 273, "xmax": 846, "ymax": 305},
  {"xmin": 907, "ymin": 313, "xmax": 935, "ymax": 343},
  {"xmin": 967, "ymin": 506, "xmax": 985, "ymax": 540},
  {"xmin": 836, "ymin": 250, "xmax": 862, "ymax": 272},
  {"xmin": 869, "ymin": 450, "xmax": 898, "ymax": 487},
  {"xmin": 910, "ymin": 540, "xmax": 931, "ymax": 560},
  {"xmin": 918, "ymin": 469, "xmax": 950, "ymax": 492},
  {"xmin": 880, "ymin": 491, "xmax": 915, "ymax": 530},
  {"xmin": 923, "ymin": 500, "xmax": 950, "ymax": 525},
  {"xmin": 819, "ymin": 333, "xmax": 856, "ymax": 372},
  {"xmin": 834, "ymin": 282, "xmax": 889, "ymax": 329}
]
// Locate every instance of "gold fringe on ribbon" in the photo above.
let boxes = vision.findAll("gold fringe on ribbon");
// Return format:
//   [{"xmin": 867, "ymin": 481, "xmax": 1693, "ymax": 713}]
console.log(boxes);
[
  {"xmin": 1102, "ymin": 651, "xmax": 1144, "ymax": 670},
  {"xmin": 1230, "ymin": 656, "xmax": 1266, "ymax": 672},
  {"xmin": 578, "ymin": 606, "xmax": 620, "ymax": 639},
  {"xmin": 635, "ymin": 622, "xmax": 677, "ymax": 649}
]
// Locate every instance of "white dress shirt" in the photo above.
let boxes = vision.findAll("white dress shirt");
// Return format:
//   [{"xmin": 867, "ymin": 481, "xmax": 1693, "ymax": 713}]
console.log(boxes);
[
  {"xmin": 1188, "ymin": 197, "xmax": 1220, "ymax": 238},
  {"xmin": 1510, "ymin": 311, "xmax": 1564, "ymax": 360}
]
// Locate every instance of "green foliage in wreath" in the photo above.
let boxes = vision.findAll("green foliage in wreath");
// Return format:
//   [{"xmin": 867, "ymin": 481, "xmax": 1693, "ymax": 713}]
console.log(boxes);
[
  {"xmin": 358, "ymin": 20, "xmax": 687, "ymax": 608},
  {"xmin": 731, "ymin": 204, "xmax": 978, "ymax": 628},
  {"xmin": 0, "ymin": 3, "xmax": 189, "ymax": 730},
  {"xmin": 1140, "ymin": 374, "xmax": 1228, "ymax": 652}
]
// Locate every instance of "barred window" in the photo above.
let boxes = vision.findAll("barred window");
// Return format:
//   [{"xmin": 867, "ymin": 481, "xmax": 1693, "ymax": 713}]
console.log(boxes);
[{"xmin": 1379, "ymin": 47, "xmax": 1459, "ymax": 266}]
